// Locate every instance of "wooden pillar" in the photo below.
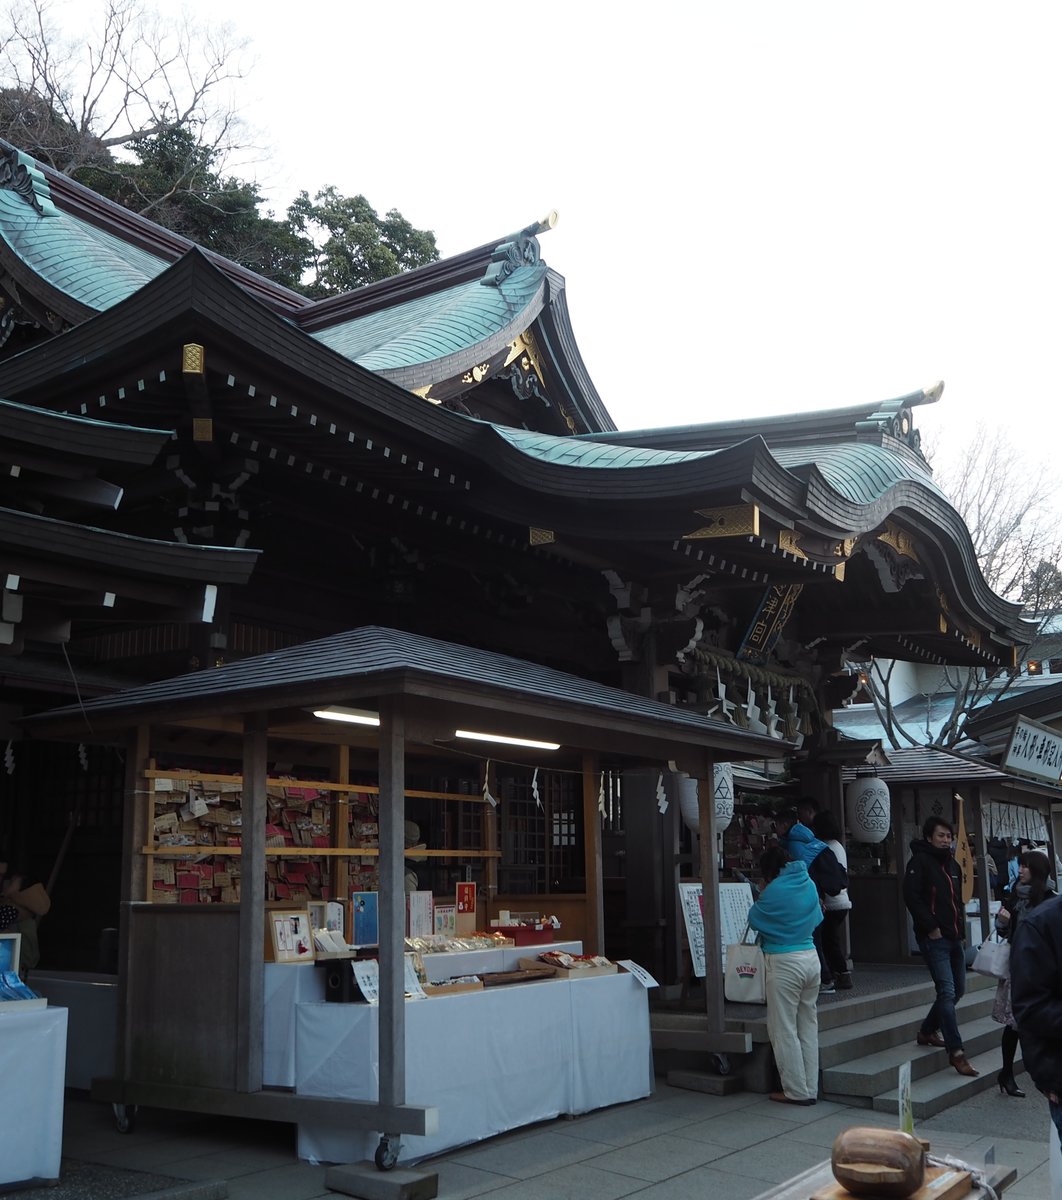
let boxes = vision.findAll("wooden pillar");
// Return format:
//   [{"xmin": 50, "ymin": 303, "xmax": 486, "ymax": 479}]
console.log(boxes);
[
  {"xmin": 697, "ymin": 758, "xmax": 725, "ymax": 1036},
  {"xmin": 378, "ymin": 698, "xmax": 406, "ymax": 1111},
  {"xmin": 116, "ymin": 724, "xmax": 150, "ymax": 1082},
  {"xmin": 893, "ymin": 784, "xmax": 909, "ymax": 959},
  {"xmin": 237, "ymin": 711, "xmax": 267, "ymax": 1093},
  {"xmin": 582, "ymin": 753, "xmax": 604, "ymax": 956},
  {"xmin": 971, "ymin": 788, "xmax": 992, "ymax": 943},
  {"xmin": 333, "ymin": 744, "xmax": 351, "ymax": 911}
]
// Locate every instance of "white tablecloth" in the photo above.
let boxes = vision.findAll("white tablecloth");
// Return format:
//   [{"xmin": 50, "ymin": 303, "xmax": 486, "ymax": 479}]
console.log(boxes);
[
  {"xmin": 264, "ymin": 962, "xmax": 326, "ymax": 1086},
  {"xmin": 0, "ymin": 1005, "xmax": 67, "ymax": 1184},
  {"xmin": 294, "ymin": 970, "xmax": 652, "ymax": 1164},
  {"xmin": 262, "ymin": 942, "xmax": 583, "ymax": 1086}
]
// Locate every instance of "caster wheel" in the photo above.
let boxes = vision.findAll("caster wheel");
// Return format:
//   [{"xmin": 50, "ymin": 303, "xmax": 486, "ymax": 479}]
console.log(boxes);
[
  {"xmin": 374, "ymin": 1136, "xmax": 400, "ymax": 1170},
  {"xmin": 113, "ymin": 1103, "xmax": 138, "ymax": 1134}
]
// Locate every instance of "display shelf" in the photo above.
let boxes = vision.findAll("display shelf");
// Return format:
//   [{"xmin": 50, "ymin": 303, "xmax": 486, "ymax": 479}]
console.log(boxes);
[
  {"xmin": 141, "ymin": 766, "xmax": 497, "ymax": 906},
  {"xmin": 140, "ymin": 846, "xmax": 500, "ymax": 858}
]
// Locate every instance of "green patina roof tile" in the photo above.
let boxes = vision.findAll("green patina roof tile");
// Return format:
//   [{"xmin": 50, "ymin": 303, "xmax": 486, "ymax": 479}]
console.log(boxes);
[
  {"xmin": 313, "ymin": 262, "xmax": 546, "ymax": 371},
  {"xmin": 772, "ymin": 443, "xmax": 944, "ymax": 504},
  {"xmin": 492, "ymin": 426, "xmax": 717, "ymax": 469},
  {"xmin": 0, "ymin": 191, "xmax": 169, "ymax": 310}
]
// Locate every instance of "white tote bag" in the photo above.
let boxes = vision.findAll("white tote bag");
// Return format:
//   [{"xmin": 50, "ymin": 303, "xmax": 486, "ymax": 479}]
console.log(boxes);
[
  {"xmin": 971, "ymin": 934, "xmax": 1010, "ymax": 980},
  {"xmin": 725, "ymin": 924, "xmax": 767, "ymax": 1004}
]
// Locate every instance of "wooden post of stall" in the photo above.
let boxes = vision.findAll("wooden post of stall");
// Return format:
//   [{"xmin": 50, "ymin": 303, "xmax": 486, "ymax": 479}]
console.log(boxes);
[
  {"xmin": 483, "ymin": 760, "xmax": 498, "ymax": 921},
  {"xmin": 582, "ymin": 753, "xmax": 604, "ymax": 956},
  {"xmin": 333, "ymin": 744, "xmax": 351, "ymax": 917},
  {"xmin": 378, "ymin": 697, "xmax": 407, "ymax": 1121},
  {"xmin": 697, "ymin": 758, "xmax": 750, "ymax": 1054},
  {"xmin": 970, "ymin": 788, "xmax": 992, "ymax": 944},
  {"xmin": 116, "ymin": 724, "xmax": 151, "ymax": 1082},
  {"xmin": 237, "ymin": 711, "xmax": 267, "ymax": 1092}
]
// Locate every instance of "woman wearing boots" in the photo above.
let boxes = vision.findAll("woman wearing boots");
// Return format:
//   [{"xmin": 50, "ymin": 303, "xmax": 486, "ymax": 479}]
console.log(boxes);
[{"xmin": 994, "ymin": 850, "xmax": 1051, "ymax": 1097}]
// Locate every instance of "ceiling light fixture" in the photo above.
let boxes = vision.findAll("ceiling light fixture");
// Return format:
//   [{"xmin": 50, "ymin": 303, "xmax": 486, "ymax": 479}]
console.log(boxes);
[
  {"xmin": 312, "ymin": 707, "xmax": 380, "ymax": 727},
  {"xmin": 454, "ymin": 729, "xmax": 560, "ymax": 751}
]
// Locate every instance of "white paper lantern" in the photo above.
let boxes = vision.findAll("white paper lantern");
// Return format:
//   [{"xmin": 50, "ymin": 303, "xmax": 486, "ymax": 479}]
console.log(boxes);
[
  {"xmin": 679, "ymin": 763, "xmax": 735, "ymax": 833},
  {"xmin": 846, "ymin": 775, "xmax": 891, "ymax": 843}
]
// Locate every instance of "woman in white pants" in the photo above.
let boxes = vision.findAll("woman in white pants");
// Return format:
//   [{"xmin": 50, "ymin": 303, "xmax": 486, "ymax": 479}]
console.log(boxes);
[{"xmin": 748, "ymin": 845, "xmax": 823, "ymax": 1105}]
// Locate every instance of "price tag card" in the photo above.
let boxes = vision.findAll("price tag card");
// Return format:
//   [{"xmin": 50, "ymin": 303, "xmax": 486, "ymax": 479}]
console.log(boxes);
[{"xmin": 616, "ymin": 959, "xmax": 659, "ymax": 988}]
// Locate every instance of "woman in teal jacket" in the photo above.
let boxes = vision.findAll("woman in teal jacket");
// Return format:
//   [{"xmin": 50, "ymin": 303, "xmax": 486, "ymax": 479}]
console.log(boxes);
[{"xmin": 748, "ymin": 846, "xmax": 824, "ymax": 1105}]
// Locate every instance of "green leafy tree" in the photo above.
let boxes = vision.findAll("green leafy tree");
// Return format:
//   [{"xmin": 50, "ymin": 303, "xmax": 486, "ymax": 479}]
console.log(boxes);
[{"xmin": 288, "ymin": 188, "xmax": 439, "ymax": 297}]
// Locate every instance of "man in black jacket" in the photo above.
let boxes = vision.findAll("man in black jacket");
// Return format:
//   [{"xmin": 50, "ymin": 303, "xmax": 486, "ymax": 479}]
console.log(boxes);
[
  {"xmin": 902, "ymin": 816, "xmax": 978, "ymax": 1076},
  {"xmin": 1010, "ymin": 893, "xmax": 1062, "ymax": 1148}
]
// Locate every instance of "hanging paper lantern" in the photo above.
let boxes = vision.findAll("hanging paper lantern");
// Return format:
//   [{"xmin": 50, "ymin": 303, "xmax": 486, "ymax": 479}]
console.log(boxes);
[
  {"xmin": 846, "ymin": 774, "xmax": 891, "ymax": 843},
  {"xmin": 679, "ymin": 763, "xmax": 736, "ymax": 833}
]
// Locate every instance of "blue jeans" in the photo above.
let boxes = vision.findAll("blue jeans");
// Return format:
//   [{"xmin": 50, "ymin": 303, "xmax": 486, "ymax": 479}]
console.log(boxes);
[{"xmin": 917, "ymin": 935, "xmax": 966, "ymax": 1054}]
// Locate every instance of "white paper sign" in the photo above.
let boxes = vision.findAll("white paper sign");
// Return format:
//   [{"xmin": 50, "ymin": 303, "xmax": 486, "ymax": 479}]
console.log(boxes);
[
  {"xmin": 616, "ymin": 959, "xmax": 658, "ymax": 988},
  {"xmin": 678, "ymin": 881, "xmax": 754, "ymax": 978},
  {"xmin": 352, "ymin": 959, "xmax": 379, "ymax": 1004},
  {"xmin": 898, "ymin": 1060, "xmax": 913, "ymax": 1135},
  {"xmin": 404, "ymin": 954, "xmax": 426, "ymax": 999},
  {"xmin": 407, "ymin": 891, "xmax": 433, "ymax": 938}
]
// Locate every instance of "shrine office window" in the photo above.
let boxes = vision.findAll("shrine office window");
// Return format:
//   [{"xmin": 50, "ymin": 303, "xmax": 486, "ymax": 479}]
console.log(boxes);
[{"xmin": 497, "ymin": 769, "xmax": 585, "ymax": 894}]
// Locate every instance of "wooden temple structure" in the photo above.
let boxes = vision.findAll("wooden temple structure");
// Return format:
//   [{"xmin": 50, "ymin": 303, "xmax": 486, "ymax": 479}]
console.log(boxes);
[{"xmin": 0, "ymin": 139, "xmax": 1036, "ymax": 997}]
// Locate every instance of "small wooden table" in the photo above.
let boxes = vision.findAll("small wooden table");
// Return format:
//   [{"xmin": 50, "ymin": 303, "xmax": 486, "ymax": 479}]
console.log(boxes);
[{"xmin": 752, "ymin": 1158, "xmax": 1016, "ymax": 1200}]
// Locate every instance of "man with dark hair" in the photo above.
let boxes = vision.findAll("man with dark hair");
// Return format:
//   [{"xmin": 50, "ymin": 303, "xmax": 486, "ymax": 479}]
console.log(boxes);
[
  {"xmin": 1010, "ymin": 893, "xmax": 1062, "ymax": 1147},
  {"xmin": 903, "ymin": 816, "xmax": 977, "ymax": 1076}
]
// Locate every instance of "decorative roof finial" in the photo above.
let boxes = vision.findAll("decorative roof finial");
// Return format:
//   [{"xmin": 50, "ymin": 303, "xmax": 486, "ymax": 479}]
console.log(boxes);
[
  {"xmin": 0, "ymin": 146, "xmax": 57, "ymax": 217},
  {"xmin": 482, "ymin": 210, "xmax": 558, "ymax": 288}
]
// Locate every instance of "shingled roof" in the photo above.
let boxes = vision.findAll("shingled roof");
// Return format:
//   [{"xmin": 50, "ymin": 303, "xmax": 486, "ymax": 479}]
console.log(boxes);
[{"xmin": 23, "ymin": 624, "xmax": 791, "ymax": 765}]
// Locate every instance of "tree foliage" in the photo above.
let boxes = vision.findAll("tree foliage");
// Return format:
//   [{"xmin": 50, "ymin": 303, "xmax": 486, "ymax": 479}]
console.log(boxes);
[
  {"xmin": 0, "ymin": 0, "xmax": 438, "ymax": 295},
  {"xmin": 288, "ymin": 188, "xmax": 439, "ymax": 297}
]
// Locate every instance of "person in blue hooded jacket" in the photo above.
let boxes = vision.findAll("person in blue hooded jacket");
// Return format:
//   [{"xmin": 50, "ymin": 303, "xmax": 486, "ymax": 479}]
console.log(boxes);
[
  {"xmin": 748, "ymin": 845, "xmax": 824, "ymax": 1105},
  {"xmin": 777, "ymin": 806, "xmax": 846, "ymax": 992}
]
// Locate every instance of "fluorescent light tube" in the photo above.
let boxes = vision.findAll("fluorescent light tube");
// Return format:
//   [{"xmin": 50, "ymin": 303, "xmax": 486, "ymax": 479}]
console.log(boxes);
[
  {"xmin": 313, "ymin": 707, "xmax": 380, "ymax": 727},
  {"xmin": 454, "ymin": 729, "xmax": 560, "ymax": 751}
]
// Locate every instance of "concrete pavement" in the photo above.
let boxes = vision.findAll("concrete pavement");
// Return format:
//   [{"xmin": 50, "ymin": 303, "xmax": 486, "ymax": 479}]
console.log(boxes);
[{"xmin": 17, "ymin": 1070, "xmax": 1053, "ymax": 1200}]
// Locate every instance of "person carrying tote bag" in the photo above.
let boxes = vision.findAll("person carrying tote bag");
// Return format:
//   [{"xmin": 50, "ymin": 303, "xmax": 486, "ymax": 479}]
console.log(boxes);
[
  {"xmin": 725, "ymin": 923, "xmax": 766, "ymax": 1004},
  {"xmin": 992, "ymin": 850, "xmax": 1051, "ymax": 1097},
  {"xmin": 747, "ymin": 845, "xmax": 824, "ymax": 1106}
]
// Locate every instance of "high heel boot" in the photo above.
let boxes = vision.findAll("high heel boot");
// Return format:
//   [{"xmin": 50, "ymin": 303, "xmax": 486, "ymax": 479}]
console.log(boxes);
[{"xmin": 998, "ymin": 1027, "xmax": 1025, "ymax": 1097}]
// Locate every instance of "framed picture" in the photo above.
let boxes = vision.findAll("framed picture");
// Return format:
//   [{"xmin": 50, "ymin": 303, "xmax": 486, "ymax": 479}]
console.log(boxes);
[
  {"xmin": 268, "ymin": 909, "xmax": 315, "ymax": 963},
  {"xmin": 0, "ymin": 932, "xmax": 21, "ymax": 975},
  {"xmin": 308, "ymin": 899, "xmax": 349, "ymax": 942}
]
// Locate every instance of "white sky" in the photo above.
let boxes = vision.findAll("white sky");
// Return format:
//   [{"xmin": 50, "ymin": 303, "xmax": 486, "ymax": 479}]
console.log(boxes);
[{"xmin": 68, "ymin": 3, "xmax": 1062, "ymax": 462}]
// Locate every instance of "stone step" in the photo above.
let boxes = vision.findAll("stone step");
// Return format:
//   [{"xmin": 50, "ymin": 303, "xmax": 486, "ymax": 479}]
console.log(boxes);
[
  {"xmin": 872, "ymin": 1045, "xmax": 1027, "ymax": 1120},
  {"xmin": 819, "ymin": 988, "xmax": 997, "ymax": 1068},
  {"xmin": 822, "ymin": 1012, "xmax": 1008, "ymax": 1097},
  {"xmin": 814, "ymin": 972, "xmax": 996, "ymax": 1034}
]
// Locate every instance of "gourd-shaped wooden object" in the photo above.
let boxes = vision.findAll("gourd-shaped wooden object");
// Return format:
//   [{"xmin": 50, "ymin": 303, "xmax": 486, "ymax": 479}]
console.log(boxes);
[{"xmin": 831, "ymin": 1127, "xmax": 926, "ymax": 1197}]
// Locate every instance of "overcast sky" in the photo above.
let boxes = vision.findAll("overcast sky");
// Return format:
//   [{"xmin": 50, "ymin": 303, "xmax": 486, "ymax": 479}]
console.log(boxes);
[{"xmin": 76, "ymin": 3, "xmax": 1062, "ymax": 467}]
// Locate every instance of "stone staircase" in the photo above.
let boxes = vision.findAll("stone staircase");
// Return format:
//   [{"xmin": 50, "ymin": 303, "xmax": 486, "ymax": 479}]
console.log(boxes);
[
  {"xmin": 818, "ymin": 972, "xmax": 1018, "ymax": 1118},
  {"xmin": 654, "ymin": 967, "xmax": 1020, "ymax": 1118}
]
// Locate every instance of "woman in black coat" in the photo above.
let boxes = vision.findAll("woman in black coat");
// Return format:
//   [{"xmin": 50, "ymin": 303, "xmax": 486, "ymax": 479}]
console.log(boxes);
[{"xmin": 993, "ymin": 850, "xmax": 1051, "ymax": 1096}]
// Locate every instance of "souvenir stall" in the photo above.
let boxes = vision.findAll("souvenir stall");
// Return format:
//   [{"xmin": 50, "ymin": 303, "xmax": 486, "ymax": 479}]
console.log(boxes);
[
  {"xmin": 0, "ymin": 934, "xmax": 68, "ymax": 1188},
  {"xmin": 25, "ymin": 624, "xmax": 785, "ymax": 1169}
]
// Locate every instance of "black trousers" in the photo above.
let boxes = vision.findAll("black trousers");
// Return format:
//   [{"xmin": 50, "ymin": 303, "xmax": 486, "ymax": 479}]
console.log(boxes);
[{"xmin": 818, "ymin": 909, "xmax": 850, "ymax": 979}]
